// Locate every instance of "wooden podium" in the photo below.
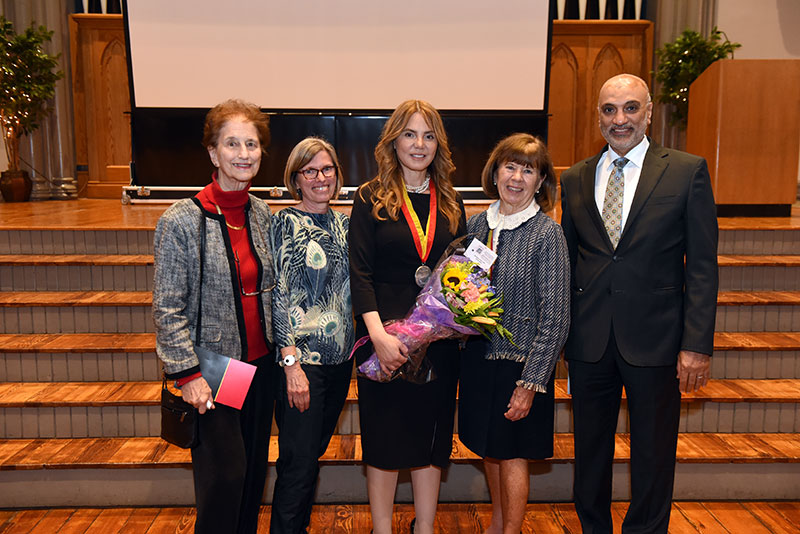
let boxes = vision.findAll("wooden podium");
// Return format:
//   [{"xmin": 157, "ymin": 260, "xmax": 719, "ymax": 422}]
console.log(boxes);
[{"xmin": 686, "ymin": 59, "xmax": 800, "ymax": 216}]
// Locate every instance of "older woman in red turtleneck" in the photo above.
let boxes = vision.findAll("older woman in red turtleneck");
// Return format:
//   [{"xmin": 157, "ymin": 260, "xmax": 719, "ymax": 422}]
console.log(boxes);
[{"xmin": 153, "ymin": 99, "xmax": 275, "ymax": 534}]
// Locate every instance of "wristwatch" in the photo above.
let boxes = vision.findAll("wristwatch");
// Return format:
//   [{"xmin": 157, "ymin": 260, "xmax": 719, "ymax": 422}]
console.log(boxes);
[{"xmin": 281, "ymin": 354, "xmax": 297, "ymax": 367}]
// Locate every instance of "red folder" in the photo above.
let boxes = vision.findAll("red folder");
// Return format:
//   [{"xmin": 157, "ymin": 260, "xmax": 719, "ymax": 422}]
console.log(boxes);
[{"xmin": 196, "ymin": 347, "xmax": 257, "ymax": 410}]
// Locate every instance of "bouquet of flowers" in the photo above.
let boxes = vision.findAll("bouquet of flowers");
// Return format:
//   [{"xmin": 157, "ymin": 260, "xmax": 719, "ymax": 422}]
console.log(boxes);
[{"xmin": 355, "ymin": 236, "xmax": 513, "ymax": 383}]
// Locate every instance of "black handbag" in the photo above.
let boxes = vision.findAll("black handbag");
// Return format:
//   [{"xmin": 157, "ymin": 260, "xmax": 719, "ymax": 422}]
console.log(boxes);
[{"xmin": 160, "ymin": 377, "xmax": 199, "ymax": 448}]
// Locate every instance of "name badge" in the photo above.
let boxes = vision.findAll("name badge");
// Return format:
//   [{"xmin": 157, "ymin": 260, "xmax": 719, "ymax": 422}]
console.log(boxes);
[{"xmin": 464, "ymin": 238, "xmax": 497, "ymax": 272}]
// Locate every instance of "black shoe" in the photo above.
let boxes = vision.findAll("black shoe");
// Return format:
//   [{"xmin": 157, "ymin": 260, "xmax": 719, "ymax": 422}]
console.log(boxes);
[{"xmin": 410, "ymin": 517, "xmax": 416, "ymax": 534}]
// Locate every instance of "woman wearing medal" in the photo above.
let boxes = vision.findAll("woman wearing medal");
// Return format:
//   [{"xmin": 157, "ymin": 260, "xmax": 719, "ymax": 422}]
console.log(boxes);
[{"xmin": 349, "ymin": 99, "xmax": 466, "ymax": 534}]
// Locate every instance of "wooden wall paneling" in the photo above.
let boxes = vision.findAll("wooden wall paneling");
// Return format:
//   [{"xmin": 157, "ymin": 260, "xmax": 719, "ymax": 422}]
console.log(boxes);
[
  {"xmin": 548, "ymin": 43, "xmax": 580, "ymax": 167},
  {"xmin": 68, "ymin": 16, "xmax": 89, "ymax": 196},
  {"xmin": 687, "ymin": 59, "xmax": 800, "ymax": 206},
  {"xmin": 69, "ymin": 15, "xmax": 131, "ymax": 199},
  {"xmin": 549, "ymin": 21, "xmax": 653, "ymax": 167}
]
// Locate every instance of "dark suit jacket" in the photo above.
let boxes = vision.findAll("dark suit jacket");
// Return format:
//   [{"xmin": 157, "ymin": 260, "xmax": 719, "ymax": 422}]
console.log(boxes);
[{"xmin": 560, "ymin": 141, "xmax": 718, "ymax": 366}]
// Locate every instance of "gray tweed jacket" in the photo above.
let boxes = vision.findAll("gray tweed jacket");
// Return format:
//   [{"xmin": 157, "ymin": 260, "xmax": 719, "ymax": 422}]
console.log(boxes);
[
  {"xmin": 467, "ymin": 209, "xmax": 570, "ymax": 391},
  {"xmin": 152, "ymin": 196, "xmax": 274, "ymax": 378}
]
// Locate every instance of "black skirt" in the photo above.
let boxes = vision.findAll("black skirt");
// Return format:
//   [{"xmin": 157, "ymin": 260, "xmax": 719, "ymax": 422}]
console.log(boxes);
[
  {"xmin": 458, "ymin": 338, "xmax": 554, "ymax": 460},
  {"xmin": 356, "ymin": 338, "xmax": 460, "ymax": 470}
]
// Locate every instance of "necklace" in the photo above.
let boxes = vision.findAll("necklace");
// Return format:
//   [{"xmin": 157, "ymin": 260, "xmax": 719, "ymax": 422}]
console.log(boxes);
[
  {"xmin": 405, "ymin": 174, "xmax": 431, "ymax": 194},
  {"xmin": 214, "ymin": 204, "xmax": 245, "ymax": 231}
]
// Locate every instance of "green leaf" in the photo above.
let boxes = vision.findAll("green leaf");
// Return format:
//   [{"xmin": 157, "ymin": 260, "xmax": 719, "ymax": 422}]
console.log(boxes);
[{"xmin": 653, "ymin": 26, "xmax": 741, "ymax": 129}]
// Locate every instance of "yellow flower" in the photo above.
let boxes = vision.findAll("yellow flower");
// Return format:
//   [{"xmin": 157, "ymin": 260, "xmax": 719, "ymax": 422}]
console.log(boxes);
[
  {"xmin": 442, "ymin": 268, "xmax": 466, "ymax": 290},
  {"xmin": 464, "ymin": 301, "xmax": 482, "ymax": 314}
]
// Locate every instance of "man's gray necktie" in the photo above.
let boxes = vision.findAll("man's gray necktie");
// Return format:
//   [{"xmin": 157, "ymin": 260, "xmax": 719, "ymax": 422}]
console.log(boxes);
[{"xmin": 601, "ymin": 156, "xmax": 628, "ymax": 248}]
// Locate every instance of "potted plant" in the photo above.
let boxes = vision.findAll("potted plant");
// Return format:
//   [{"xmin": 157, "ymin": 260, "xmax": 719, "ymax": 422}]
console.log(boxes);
[
  {"xmin": 0, "ymin": 16, "xmax": 63, "ymax": 202},
  {"xmin": 654, "ymin": 27, "xmax": 740, "ymax": 129}
]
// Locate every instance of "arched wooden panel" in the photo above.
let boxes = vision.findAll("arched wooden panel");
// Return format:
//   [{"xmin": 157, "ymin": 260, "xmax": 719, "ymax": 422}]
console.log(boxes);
[
  {"xmin": 100, "ymin": 39, "xmax": 132, "ymax": 165},
  {"xmin": 548, "ymin": 43, "xmax": 580, "ymax": 167},
  {"xmin": 588, "ymin": 43, "xmax": 625, "ymax": 155}
]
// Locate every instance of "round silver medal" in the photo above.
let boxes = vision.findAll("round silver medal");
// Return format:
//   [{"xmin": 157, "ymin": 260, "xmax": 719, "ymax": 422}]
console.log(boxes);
[{"xmin": 415, "ymin": 265, "xmax": 432, "ymax": 287}]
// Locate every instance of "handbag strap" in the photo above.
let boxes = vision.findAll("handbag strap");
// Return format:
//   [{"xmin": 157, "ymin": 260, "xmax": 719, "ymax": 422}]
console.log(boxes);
[
  {"xmin": 162, "ymin": 198, "xmax": 207, "ymax": 388},
  {"xmin": 196, "ymin": 202, "xmax": 206, "ymax": 342}
]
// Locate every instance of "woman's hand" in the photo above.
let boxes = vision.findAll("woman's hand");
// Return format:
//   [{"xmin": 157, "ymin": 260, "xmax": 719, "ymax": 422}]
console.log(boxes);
[
  {"xmin": 504, "ymin": 386, "xmax": 534, "ymax": 421},
  {"xmin": 372, "ymin": 330, "xmax": 409, "ymax": 376},
  {"xmin": 182, "ymin": 376, "xmax": 214, "ymax": 414},
  {"xmin": 285, "ymin": 364, "xmax": 310, "ymax": 412},
  {"xmin": 362, "ymin": 311, "xmax": 408, "ymax": 376}
]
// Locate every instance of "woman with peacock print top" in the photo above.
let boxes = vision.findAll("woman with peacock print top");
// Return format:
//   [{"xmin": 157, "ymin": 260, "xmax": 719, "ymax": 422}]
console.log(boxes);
[{"xmin": 269, "ymin": 137, "xmax": 354, "ymax": 534}]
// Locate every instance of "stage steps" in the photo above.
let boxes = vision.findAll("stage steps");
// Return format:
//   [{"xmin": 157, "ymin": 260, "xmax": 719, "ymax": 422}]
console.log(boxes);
[
  {"xmin": 1, "ymin": 290, "xmax": 800, "ymax": 334},
  {"xmin": 0, "ymin": 203, "xmax": 799, "ymax": 506},
  {"xmin": 2, "ymin": 433, "xmax": 799, "ymax": 470},
  {"xmin": 1, "ymin": 379, "xmax": 798, "ymax": 440}
]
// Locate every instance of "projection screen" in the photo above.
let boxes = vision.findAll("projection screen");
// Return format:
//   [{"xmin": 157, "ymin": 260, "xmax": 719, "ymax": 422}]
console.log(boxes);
[{"xmin": 122, "ymin": 0, "xmax": 552, "ymax": 193}]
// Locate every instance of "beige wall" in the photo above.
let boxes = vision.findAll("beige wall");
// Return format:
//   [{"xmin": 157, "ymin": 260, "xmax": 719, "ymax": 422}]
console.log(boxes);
[{"xmin": 717, "ymin": 0, "xmax": 800, "ymax": 59}]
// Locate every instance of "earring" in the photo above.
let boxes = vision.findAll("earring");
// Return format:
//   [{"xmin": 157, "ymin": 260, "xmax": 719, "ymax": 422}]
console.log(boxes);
[{"xmin": 536, "ymin": 189, "xmax": 540, "ymax": 194}]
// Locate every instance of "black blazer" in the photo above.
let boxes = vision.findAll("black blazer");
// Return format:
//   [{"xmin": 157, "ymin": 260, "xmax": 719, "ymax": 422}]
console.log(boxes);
[{"xmin": 560, "ymin": 141, "xmax": 718, "ymax": 366}]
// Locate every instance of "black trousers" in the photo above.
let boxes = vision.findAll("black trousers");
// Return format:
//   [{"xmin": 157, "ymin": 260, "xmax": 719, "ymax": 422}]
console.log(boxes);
[
  {"xmin": 569, "ymin": 332, "xmax": 680, "ymax": 534},
  {"xmin": 191, "ymin": 356, "xmax": 275, "ymax": 534},
  {"xmin": 270, "ymin": 359, "xmax": 353, "ymax": 534}
]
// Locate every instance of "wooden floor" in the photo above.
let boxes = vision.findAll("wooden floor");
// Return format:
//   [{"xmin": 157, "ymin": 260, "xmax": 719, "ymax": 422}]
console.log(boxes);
[{"xmin": 0, "ymin": 502, "xmax": 798, "ymax": 533}]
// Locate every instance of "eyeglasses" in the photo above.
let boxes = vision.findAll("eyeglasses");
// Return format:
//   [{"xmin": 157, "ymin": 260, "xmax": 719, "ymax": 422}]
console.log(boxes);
[
  {"xmin": 296, "ymin": 165, "xmax": 337, "ymax": 180},
  {"xmin": 234, "ymin": 250, "xmax": 276, "ymax": 296}
]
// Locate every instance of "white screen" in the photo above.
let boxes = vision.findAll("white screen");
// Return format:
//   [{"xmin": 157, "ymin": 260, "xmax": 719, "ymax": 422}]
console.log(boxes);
[{"xmin": 125, "ymin": 0, "xmax": 550, "ymax": 110}]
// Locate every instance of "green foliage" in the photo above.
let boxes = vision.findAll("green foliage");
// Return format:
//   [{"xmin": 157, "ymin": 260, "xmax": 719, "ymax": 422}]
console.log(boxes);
[
  {"xmin": 654, "ymin": 27, "xmax": 740, "ymax": 129},
  {"xmin": 0, "ymin": 16, "xmax": 63, "ymax": 171}
]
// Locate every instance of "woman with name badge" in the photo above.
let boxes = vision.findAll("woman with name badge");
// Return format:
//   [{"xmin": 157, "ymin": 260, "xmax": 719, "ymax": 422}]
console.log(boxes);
[
  {"xmin": 460, "ymin": 133, "xmax": 570, "ymax": 534},
  {"xmin": 349, "ymin": 100, "xmax": 466, "ymax": 534}
]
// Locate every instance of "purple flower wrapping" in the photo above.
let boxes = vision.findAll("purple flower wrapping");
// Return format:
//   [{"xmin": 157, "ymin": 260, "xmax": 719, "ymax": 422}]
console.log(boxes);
[{"xmin": 355, "ymin": 252, "xmax": 480, "ymax": 383}]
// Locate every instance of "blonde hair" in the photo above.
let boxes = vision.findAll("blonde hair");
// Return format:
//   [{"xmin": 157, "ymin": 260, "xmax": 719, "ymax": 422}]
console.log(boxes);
[
  {"xmin": 357, "ymin": 100, "xmax": 462, "ymax": 234},
  {"xmin": 283, "ymin": 137, "xmax": 343, "ymax": 201},
  {"xmin": 480, "ymin": 133, "xmax": 557, "ymax": 212}
]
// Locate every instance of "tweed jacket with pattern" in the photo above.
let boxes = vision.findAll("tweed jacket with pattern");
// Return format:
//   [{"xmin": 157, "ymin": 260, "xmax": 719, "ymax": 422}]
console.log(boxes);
[
  {"xmin": 467, "ymin": 209, "xmax": 570, "ymax": 391},
  {"xmin": 152, "ymin": 196, "xmax": 274, "ymax": 378}
]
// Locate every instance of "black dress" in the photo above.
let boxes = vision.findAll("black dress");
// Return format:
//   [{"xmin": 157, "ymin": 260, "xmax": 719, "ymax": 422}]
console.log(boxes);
[{"xmin": 349, "ymin": 183, "xmax": 466, "ymax": 469}]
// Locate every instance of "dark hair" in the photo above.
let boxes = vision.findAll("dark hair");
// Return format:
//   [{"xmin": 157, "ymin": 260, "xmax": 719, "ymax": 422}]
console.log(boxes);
[
  {"xmin": 480, "ymin": 133, "xmax": 557, "ymax": 212},
  {"xmin": 202, "ymin": 99, "xmax": 270, "ymax": 153}
]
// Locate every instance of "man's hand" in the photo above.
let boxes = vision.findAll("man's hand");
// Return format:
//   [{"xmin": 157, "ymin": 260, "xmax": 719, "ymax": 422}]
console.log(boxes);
[
  {"xmin": 676, "ymin": 350, "xmax": 711, "ymax": 393},
  {"xmin": 182, "ymin": 376, "xmax": 214, "ymax": 413}
]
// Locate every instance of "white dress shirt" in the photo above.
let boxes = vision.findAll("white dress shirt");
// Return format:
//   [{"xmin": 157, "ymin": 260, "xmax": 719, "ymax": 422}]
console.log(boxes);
[{"xmin": 593, "ymin": 137, "xmax": 650, "ymax": 232}]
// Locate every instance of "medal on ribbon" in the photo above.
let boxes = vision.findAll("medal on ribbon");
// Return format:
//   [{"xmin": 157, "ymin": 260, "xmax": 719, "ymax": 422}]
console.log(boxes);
[{"xmin": 400, "ymin": 179, "xmax": 437, "ymax": 287}]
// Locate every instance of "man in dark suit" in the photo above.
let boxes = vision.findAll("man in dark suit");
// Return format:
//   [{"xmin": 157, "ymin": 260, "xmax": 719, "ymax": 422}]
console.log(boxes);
[{"xmin": 560, "ymin": 74, "xmax": 718, "ymax": 533}]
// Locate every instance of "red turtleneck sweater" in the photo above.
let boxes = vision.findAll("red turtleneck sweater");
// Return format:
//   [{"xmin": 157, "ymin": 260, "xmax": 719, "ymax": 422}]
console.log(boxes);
[{"xmin": 177, "ymin": 175, "xmax": 269, "ymax": 387}]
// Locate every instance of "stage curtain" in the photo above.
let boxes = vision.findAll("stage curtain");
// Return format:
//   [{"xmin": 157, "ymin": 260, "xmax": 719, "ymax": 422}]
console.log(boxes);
[{"xmin": 0, "ymin": 0, "xmax": 76, "ymax": 198}]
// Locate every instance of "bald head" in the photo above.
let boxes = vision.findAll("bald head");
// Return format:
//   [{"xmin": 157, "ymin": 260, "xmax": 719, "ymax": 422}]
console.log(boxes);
[
  {"xmin": 598, "ymin": 74, "xmax": 651, "ymax": 106},
  {"xmin": 597, "ymin": 74, "xmax": 653, "ymax": 156}
]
